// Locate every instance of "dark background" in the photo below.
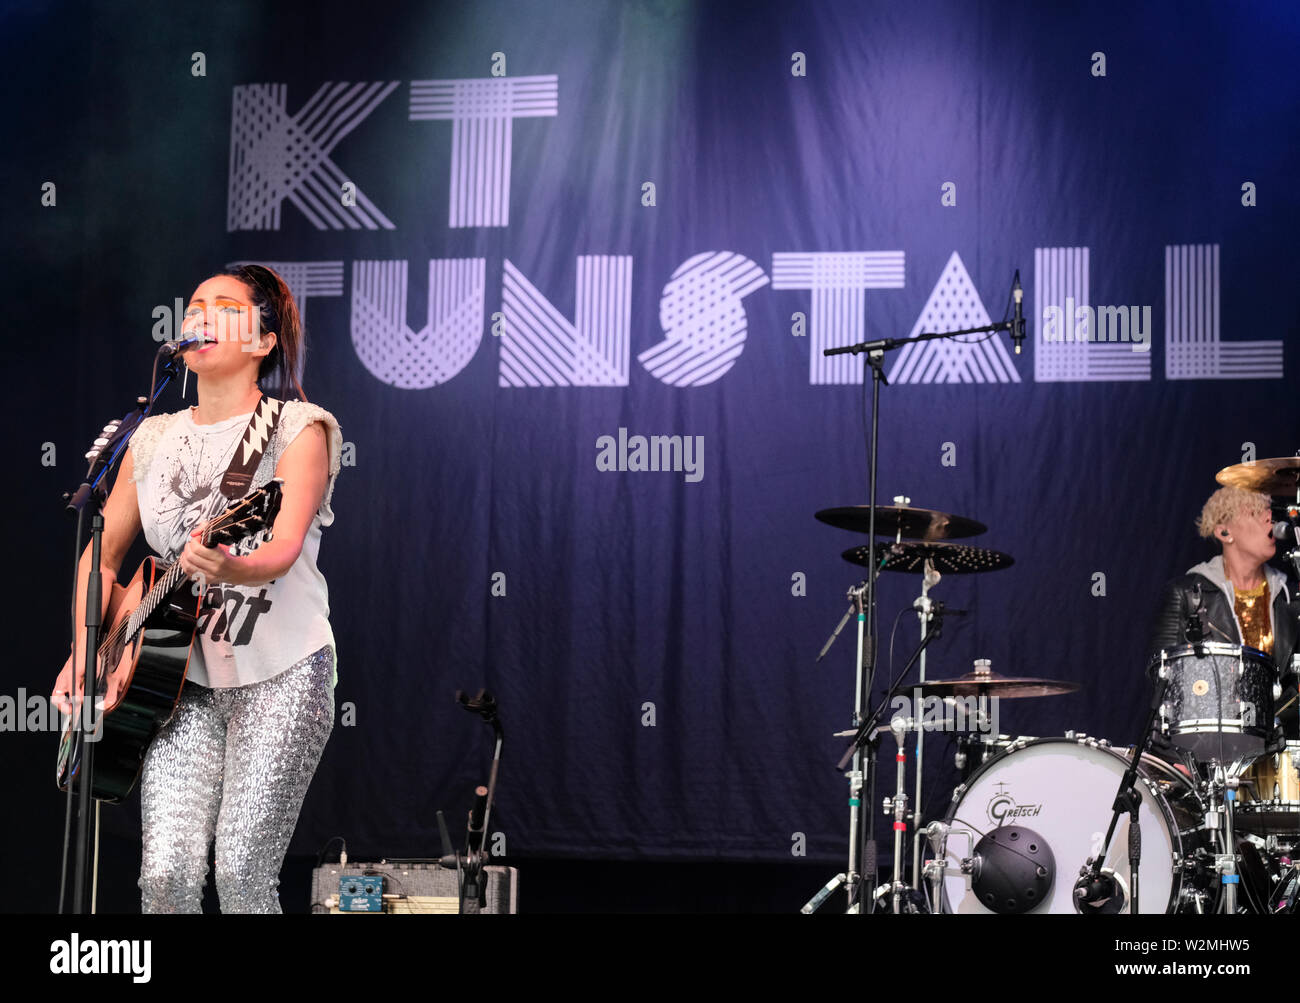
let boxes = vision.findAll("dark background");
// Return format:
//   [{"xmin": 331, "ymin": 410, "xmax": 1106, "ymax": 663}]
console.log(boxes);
[{"xmin": 2, "ymin": 0, "xmax": 1298, "ymax": 912}]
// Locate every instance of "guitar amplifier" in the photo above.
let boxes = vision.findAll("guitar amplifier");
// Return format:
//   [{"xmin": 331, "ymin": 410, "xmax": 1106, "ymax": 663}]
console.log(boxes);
[{"xmin": 311, "ymin": 862, "xmax": 518, "ymax": 914}]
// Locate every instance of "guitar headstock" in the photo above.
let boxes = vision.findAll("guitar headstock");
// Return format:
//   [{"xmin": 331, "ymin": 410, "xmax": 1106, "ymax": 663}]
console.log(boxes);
[{"xmin": 202, "ymin": 479, "xmax": 284, "ymax": 547}]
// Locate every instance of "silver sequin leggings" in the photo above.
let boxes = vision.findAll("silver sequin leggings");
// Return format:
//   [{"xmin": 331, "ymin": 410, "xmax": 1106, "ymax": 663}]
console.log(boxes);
[{"xmin": 138, "ymin": 645, "xmax": 335, "ymax": 913}]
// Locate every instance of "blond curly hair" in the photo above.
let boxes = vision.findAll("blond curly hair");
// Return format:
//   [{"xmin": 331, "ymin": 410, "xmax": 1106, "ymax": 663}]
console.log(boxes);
[{"xmin": 1197, "ymin": 486, "xmax": 1270, "ymax": 540}]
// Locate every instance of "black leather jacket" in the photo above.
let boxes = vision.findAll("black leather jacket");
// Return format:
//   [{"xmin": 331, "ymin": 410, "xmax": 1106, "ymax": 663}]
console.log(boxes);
[{"xmin": 1148, "ymin": 562, "xmax": 1300, "ymax": 731}]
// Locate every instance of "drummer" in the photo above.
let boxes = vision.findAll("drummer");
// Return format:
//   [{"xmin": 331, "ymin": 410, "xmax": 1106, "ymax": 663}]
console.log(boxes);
[{"xmin": 1149, "ymin": 486, "xmax": 1299, "ymax": 733}]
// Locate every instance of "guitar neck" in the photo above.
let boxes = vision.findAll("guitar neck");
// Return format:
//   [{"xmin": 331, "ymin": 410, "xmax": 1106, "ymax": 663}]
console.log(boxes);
[
  {"xmin": 110, "ymin": 483, "xmax": 280, "ymax": 651},
  {"xmin": 122, "ymin": 559, "xmax": 188, "ymax": 642}
]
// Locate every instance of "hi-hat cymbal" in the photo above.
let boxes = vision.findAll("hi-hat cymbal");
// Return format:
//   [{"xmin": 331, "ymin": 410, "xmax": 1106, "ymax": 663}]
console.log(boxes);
[
  {"xmin": 913, "ymin": 671, "xmax": 1079, "ymax": 700},
  {"xmin": 1216, "ymin": 457, "xmax": 1300, "ymax": 497},
  {"xmin": 816, "ymin": 505, "xmax": 987, "ymax": 540},
  {"xmin": 842, "ymin": 541, "xmax": 1014, "ymax": 574}
]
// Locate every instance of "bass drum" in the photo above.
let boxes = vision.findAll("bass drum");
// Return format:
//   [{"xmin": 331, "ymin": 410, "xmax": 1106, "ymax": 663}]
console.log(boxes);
[{"xmin": 941, "ymin": 737, "xmax": 1208, "ymax": 914}]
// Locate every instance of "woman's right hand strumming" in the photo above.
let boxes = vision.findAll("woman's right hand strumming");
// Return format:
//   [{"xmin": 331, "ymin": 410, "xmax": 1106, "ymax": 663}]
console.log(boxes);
[{"xmin": 54, "ymin": 629, "xmax": 121, "ymax": 717}]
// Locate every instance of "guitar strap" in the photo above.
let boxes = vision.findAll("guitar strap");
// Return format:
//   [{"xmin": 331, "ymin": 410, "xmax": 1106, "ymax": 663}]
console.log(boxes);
[{"xmin": 219, "ymin": 394, "xmax": 283, "ymax": 499}]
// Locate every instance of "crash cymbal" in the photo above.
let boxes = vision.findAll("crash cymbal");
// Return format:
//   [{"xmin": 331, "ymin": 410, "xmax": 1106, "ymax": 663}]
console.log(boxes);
[
  {"xmin": 913, "ymin": 671, "xmax": 1079, "ymax": 700},
  {"xmin": 816, "ymin": 505, "xmax": 987, "ymax": 540},
  {"xmin": 841, "ymin": 541, "xmax": 1013, "ymax": 574},
  {"xmin": 1216, "ymin": 457, "xmax": 1300, "ymax": 497}
]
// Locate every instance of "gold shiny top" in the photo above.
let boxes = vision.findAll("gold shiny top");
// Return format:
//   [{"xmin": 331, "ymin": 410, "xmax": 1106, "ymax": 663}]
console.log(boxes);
[{"xmin": 1234, "ymin": 579, "xmax": 1273, "ymax": 654}]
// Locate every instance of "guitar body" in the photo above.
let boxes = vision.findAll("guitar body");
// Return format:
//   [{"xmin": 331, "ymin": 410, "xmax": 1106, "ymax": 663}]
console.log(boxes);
[
  {"xmin": 56, "ymin": 556, "xmax": 201, "ymax": 803},
  {"xmin": 55, "ymin": 479, "xmax": 281, "ymax": 804}
]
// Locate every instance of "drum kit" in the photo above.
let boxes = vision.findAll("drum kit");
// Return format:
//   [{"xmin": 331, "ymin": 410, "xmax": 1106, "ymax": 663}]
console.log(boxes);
[{"xmin": 803, "ymin": 455, "xmax": 1300, "ymax": 916}]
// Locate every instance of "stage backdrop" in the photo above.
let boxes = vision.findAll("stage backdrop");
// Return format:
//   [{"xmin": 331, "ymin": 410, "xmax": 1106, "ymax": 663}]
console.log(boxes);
[{"xmin": 4, "ymin": 0, "xmax": 1300, "ymax": 906}]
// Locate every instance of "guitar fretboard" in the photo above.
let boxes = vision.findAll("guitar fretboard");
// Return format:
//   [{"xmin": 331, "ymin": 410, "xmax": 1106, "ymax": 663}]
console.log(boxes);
[{"xmin": 124, "ymin": 559, "xmax": 187, "ymax": 640}]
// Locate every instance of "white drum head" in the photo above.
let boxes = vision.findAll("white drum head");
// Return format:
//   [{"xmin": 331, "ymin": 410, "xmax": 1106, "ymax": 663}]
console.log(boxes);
[{"xmin": 942, "ymin": 739, "xmax": 1182, "ymax": 914}]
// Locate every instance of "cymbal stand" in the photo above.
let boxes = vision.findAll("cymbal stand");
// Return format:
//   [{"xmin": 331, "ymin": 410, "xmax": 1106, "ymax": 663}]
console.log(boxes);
[
  {"xmin": 847, "ymin": 578, "xmax": 874, "ymax": 912},
  {"xmin": 884, "ymin": 716, "xmax": 912, "ymax": 913},
  {"xmin": 910, "ymin": 549, "xmax": 941, "ymax": 890},
  {"xmin": 835, "ymin": 605, "xmax": 948, "ymax": 907},
  {"xmin": 805, "ymin": 579, "xmax": 874, "ymax": 914}
]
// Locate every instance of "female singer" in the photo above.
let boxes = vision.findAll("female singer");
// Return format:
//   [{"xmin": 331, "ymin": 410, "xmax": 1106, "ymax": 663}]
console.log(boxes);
[{"xmin": 53, "ymin": 264, "xmax": 342, "ymax": 912}]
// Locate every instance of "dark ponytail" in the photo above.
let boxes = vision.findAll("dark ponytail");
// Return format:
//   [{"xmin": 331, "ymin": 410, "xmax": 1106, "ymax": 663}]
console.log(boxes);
[{"xmin": 220, "ymin": 263, "xmax": 307, "ymax": 401}]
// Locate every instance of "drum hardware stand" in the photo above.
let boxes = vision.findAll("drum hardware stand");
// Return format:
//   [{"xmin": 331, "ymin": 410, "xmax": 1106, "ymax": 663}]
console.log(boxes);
[
  {"xmin": 802, "ymin": 872, "xmax": 850, "ymax": 915},
  {"xmin": 804, "ymin": 603, "xmax": 948, "ymax": 914},
  {"xmin": 801, "ymin": 722, "xmax": 887, "ymax": 915},
  {"xmin": 1203, "ymin": 761, "xmax": 1241, "ymax": 914},
  {"xmin": 919, "ymin": 820, "xmax": 993, "ymax": 914},
  {"xmin": 910, "ymin": 547, "xmax": 941, "ymax": 891},
  {"xmin": 919, "ymin": 821, "xmax": 961, "ymax": 912},
  {"xmin": 832, "ymin": 604, "xmax": 949, "ymax": 909},
  {"xmin": 808, "ymin": 579, "xmax": 876, "ymax": 913},
  {"xmin": 883, "ymin": 715, "xmax": 912, "ymax": 913}
]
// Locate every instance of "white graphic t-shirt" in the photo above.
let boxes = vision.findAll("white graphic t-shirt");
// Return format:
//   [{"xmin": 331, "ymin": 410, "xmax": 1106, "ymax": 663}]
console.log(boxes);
[{"xmin": 129, "ymin": 400, "xmax": 343, "ymax": 688}]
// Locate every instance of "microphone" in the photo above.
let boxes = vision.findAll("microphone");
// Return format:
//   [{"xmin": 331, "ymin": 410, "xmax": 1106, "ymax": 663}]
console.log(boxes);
[
  {"xmin": 1074, "ymin": 864, "xmax": 1125, "ymax": 914},
  {"xmin": 456, "ymin": 689, "xmax": 498, "ymax": 721},
  {"xmin": 1011, "ymin": 271, "xmax": 1025, "ymax": 355},
  {"xmin": 160, "ymin": 334, "xmax": 214, "ymax": 356},
  {"xmin": 1273, "ymin": 521, "xmax": 1298, "ymax": 542},
  {"xmin": 1186, "ymin": 582, "xmax": 1205, "ymax": 637}
]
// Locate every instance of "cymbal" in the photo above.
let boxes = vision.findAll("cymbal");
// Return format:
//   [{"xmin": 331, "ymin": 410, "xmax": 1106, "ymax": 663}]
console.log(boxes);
[
  {"xmin": 1216, "ymin": 457, "xmax": 1300, "ymax": 497},
  {"xmin": 913, "ymin": 671, "xmax": 1079, "ymax": 700},
  {"xmin": 841, "ymin": 541, "xmax": 1014, "ymax": 574},
  {"xmin": 815, "ymin": 505, "xmax": 986, "ymax": 540}
]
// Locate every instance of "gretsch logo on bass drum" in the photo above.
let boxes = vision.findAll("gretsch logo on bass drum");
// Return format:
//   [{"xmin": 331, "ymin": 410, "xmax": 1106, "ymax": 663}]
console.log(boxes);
[{"xmin": 987, "ymin": 781, "xmax": 1043, "ymax": 825}]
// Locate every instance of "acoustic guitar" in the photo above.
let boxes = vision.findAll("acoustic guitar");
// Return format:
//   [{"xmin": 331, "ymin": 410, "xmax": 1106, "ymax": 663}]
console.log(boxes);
[{"xmin": 56, "ymin": 480, "xmax": 283, "ymax": 803}]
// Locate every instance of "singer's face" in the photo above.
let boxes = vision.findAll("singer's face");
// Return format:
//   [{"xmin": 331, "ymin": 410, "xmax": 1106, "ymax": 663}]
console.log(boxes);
[
  {"xmin": 1222, "ymin": 502, "xmax": 1275, "ymax": 566},
  {"xmin": 180, "ymin": 276, "xmax": 274, "ymax": 377}
]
